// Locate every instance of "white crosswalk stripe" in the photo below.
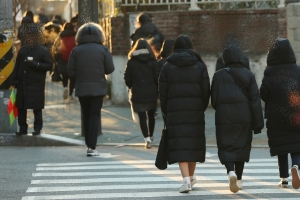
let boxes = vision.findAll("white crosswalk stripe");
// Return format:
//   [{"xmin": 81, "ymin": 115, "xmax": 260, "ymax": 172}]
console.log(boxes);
[{"xmin": 22, "ymin": 157, "xmax": 300, "ymax": 199}]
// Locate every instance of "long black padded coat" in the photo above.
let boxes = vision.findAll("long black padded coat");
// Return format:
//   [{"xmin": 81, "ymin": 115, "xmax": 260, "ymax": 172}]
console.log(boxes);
[
  {"xmin": 211, "ymin": 47, "xmax": 264, "ymax": 164},
  {"xmin": 13, "ymin": 46, "xmax": 53, "ymax": 109},
  {"xmin": 260, "ymin": 38, "xmax": 300, "ymax": 156},
  {"xmin": 159, "ymin": 49, "xmax": 210, "ymax": 164}
]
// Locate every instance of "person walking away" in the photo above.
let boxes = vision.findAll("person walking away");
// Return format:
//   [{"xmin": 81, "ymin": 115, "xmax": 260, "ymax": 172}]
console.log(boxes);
[
  {"xmin": 260, "ymin": 38, "xmax": 300, "ymax": 189},
  {"xmin": 124, "ymin": 38, "xmax": 158, "ymax": 148},
  {"xmin": 12, "ymin": 23, "xmax": 53, "ymax": 136},
  {"xmin": 211, "ymin": 46, "xmax": 264, "ymax": 193},
  {"xmin": 159, "ymin": 35, "xmax": 210, "ymax": 193},
  {"xmin": 130, "ymin": 13, "xmax": 164, "ymax": 49},
  {"xmin": 68, "ymin": 23, "xmax": 115, "ymax": 156},
  {"xmin": 52, "ymin": 22, "xmax": 76, "ymax": 101}
]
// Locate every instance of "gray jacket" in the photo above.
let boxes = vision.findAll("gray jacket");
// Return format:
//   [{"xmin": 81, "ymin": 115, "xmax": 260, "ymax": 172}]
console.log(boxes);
[{"xmin": 68, "ymin": 23, "xmax": 115, "ymax": 97}]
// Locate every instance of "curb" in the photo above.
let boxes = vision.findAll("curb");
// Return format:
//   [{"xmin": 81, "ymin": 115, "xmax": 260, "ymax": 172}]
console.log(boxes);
[{"xmin": 0, "ymin": 133, "xmax": 270, "ymax": 148}]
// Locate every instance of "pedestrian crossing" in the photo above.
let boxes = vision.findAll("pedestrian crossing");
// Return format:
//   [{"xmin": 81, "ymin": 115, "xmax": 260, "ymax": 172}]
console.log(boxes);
[{"xmin": 22, "ymin": 157, "xmax": 300, "ymax": 200}]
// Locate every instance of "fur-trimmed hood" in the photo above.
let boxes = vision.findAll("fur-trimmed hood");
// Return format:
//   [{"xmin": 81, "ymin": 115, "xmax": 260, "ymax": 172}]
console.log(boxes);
[
  {"xmin": 75, "ymin": 22, "xmax": 105, "ymax": 45},
  {"xmin": 129, "ymin": 49, "xmax": 152, "ymax": 62}
]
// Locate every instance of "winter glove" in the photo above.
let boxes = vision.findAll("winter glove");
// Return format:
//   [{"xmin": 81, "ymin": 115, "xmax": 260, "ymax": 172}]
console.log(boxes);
[{"xmin": 26, "ymin": 60, "xmax": 39, "ymax": 68}]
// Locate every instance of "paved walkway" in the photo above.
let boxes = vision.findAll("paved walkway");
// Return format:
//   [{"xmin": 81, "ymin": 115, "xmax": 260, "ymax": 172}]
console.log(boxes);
[{"xmin": 25, "ymin": 76, "xmax": 269, "ymax": 147}]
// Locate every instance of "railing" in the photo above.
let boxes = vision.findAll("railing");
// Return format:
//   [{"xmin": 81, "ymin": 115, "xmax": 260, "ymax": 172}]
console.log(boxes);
[
  {"xmin": 100, "ymin": 0, "xmax": 283, "ymax": 17},
  {"xmin": 121, "ymin": 0, "xmax": 283, "ymax": 10}
]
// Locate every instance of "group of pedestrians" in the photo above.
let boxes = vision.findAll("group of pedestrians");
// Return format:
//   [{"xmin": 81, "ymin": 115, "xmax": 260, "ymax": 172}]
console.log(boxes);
[
  {"xmin": 125, "ymin": 13, "xmax": 300, "ymax": 194},
  {"xmin": 12, "ymin": 10, "xmax": 300, "ymax": 195},
  {"xmin": 13, "ymin": 13, "xmax": 115, "ymax": 158}
]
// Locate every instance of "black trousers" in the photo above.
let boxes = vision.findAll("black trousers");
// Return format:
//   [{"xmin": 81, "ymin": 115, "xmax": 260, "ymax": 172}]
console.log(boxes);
[
  {"xmin": 79, "ymin": 96, "xmax": 104, "ymax": 149},
  {"xmin": 225, "ymin": 161, "xmax": 245, "ymax": 180},
  {"xmin": 18, "ymin": 108, "xmax": 43, "ymax": 133},
  {"xmin": 138, "ymin": 109, "xmax": 156, "ymax": 138},
  {"xmin": 278, "ymin": 153, "xmax": 300, "ymax": 178}
]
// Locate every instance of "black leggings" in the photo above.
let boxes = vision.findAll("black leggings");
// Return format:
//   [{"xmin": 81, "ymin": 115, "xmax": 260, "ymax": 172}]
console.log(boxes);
[
  {"xmin": 138, "ymin": 109, "xmax": 155, "ymax": 138},
  {"xmin": 225, "ymin": 161, "xmax": 245, "ymax": 180},
  {"xmin": 62, "ymin": 74, "xmax": 75, "ymax": 95}
]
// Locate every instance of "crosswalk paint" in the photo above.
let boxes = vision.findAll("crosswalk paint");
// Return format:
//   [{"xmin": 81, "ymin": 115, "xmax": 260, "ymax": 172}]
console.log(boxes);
[
  {"xmin": 36, "ymin": 158, "xmax": 277, "ymax": 166},
  {"xmin": 26, "ymin": 181, "xmax": 285, "ymax": 192},
  {"xmin": 21, "ymin": 189, "xmax": 300, "ymax": 200},
  {"xmin": 32, "ymin": 168, "xmax": 280, "ymax": 176},
  {"xmin": 35, "ymin": 162, "xmax": 278, "ymax": 171},
  {"xmin": 22, "ymin": 158, "xmax": 300, "ymax": 199}
]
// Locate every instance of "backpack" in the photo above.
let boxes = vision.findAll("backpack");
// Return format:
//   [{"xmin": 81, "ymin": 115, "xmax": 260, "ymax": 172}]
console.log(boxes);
[{"xmin": 61, "ymin": 36, "xmax": 76, "ymax": 61}]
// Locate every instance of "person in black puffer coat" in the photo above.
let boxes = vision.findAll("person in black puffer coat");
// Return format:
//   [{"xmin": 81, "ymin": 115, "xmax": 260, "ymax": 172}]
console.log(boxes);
[
  {"xmin": 12, "ymin": 23, "xmax": 53, "ymax": 136},
  {"xmin": 211, "ymin": 46, "xmax": 264, "ymax": 193},
  {"xmin": 215, "ymin": 53, "xmax": 250, "ymax": 71},
  {"xmin": 124, "ymin": 38, "xmax": 158, "ymax": 148},
  {"xmin": 130, "ymin": 13, "xmax": 164, "ymax": 49},
  {"xmin": 260, "ymin": 38, "xmax": 300, "ymax": 189},
  {"xmin": 159, "ymin": 35, "xmax": 210, "ymax": 193},
  {"xmin": 52, "ymin": 22, "xmax": 76, "ymax": 101},
  {"xmin": 68, "ymin": 22, "xmax": 115, "ymax": 157}
]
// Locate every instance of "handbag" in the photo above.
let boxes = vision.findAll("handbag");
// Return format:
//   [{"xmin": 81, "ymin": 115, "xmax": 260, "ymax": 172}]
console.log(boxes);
[{"xmin": 155, "ymin": 127, "xmax": 168, "ymax": 170}]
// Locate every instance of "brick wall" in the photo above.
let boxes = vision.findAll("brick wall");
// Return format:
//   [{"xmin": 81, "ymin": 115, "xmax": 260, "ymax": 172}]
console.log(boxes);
[{"xmin": 101, "ymin": 9, "xmax": 286, "ymax": 55}]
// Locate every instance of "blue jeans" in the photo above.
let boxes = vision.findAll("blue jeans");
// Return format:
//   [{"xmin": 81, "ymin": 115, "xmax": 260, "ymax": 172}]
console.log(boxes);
[{"xmin": 277, "ymin": 153, "xmax": 300, "ymax": 178}]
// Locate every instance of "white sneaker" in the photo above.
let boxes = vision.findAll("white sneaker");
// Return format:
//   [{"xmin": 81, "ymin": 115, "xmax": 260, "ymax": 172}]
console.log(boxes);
[
  {"xmin": 145, "ymin": 141, "xmax": 152, "ymax": 148},
  {"xmin": 87, "ymin": 148, "xmax": 99, "ymax": 156},
  {"xmin": 68, "ymin": 95, "xmax": 74, "ymax": 101},
  {"xmin": 179, "ymin": 183, "xmax": 192, "ymax": 193},
  {"xmin": 237, "ymin": 180, "xmax": 242, "ymax": 190},
  {"xmin": 63, "ymin": 88, "xmax": 68, "ymax": 99},
  {"xmin": 228, "ymin": 171, "xmax": 239, "ymax": 193},
  {"xmin": 278, "ymin": 178, "xmax": 288, "ymax": 188},
  {"xmin": 291, "ymin": 165, "xmax": 300, "ymax": 189},
  {"xmin": 191, "ymin": 177, "xmax": 197, "ymax": 187}
]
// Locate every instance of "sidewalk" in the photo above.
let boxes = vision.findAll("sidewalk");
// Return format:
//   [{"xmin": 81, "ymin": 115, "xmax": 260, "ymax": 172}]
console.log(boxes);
[{"xmin": 24, "ymin": 77, "xmax": 269, "ymax": 147}]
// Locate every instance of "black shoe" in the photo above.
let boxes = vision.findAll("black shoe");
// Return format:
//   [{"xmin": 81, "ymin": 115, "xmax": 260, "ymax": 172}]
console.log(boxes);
[
  {"xmin": 32, "ymin": 131, "xmax": 41, "ymax": 136},
  {"xmin": 15, "ymin": 132, "xmax": 27, "ymax": 136}
]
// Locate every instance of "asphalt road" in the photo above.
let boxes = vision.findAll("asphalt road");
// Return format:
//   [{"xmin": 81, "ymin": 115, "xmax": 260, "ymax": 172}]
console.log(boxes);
[{"xmin": 1, "ymin": 146, "xmax": 300, "ymax": 200}]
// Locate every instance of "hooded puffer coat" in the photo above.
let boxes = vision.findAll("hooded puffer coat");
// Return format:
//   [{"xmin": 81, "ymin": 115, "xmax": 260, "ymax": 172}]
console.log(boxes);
[
  {"xmin": 211, "ymin": 47, "xmax": 264, "ymax": 164},
  {"xmin": 124, "ymin": 49, "xmax": 158, "ymax": 112},
  {"xmin": 68, "ymin": 23, "xmax": 115, "ymax": 97},
  {"xmin": 159, "ymin": 49, "xmax": 210, "ymax": 164},
  {"xmin": 260, "ymin": 38, "xmax": 300, "ymax": 156}
]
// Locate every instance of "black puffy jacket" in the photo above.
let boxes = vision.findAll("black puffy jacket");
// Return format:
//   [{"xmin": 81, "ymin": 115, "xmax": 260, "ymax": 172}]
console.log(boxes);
[
  {"xmin": 124, "ymin": 49, "xmax": 158, "ymax": 104},
  {"xmin": 260, "ymin": 38, "xmax": 300, "ymax": 156},
  {"xmin": 211, "ymin": 47, "xmax": 264, "ymax": 164},
  {"xmin": 159, "ymin": 49, "xmax": 210, "ymax": 164}
]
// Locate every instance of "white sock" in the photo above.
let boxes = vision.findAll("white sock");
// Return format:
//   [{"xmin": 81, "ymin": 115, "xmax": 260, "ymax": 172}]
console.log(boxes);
[
  {"xmin": 183, "ymin": 177, "xmax": 191, "ymax": 185},
  {"xmin": 190, "ymin": 175, "xmax": 196, "ymax": 181},
  {"xmin": 281, "ymin": 178, "xmax": 288, "ymax": 181},
  {"xmin": 146, "ymin": 137, "xmax": 151, "ymax": 142}
]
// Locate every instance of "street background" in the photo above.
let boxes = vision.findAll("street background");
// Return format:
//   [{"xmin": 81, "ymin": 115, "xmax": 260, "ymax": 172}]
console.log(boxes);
[{"xmin": 24, "ymin": 75, "xmax": 269, "ymax": 147}]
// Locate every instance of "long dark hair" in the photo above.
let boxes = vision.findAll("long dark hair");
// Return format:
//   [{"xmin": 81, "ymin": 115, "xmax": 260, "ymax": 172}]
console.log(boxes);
[
  {"xmin": 128, "ymin": 38, "xmax": 156, "ymax": 60},
  {"xmin": 173, "ymin": 35, "xmax": 193, "ymax": 51}
]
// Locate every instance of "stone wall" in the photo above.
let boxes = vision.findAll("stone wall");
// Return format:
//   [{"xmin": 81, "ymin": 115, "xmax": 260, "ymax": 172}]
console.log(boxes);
[{"xmin": 287, "ymin": 3, "xmax": 300, "ymax": 62}]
